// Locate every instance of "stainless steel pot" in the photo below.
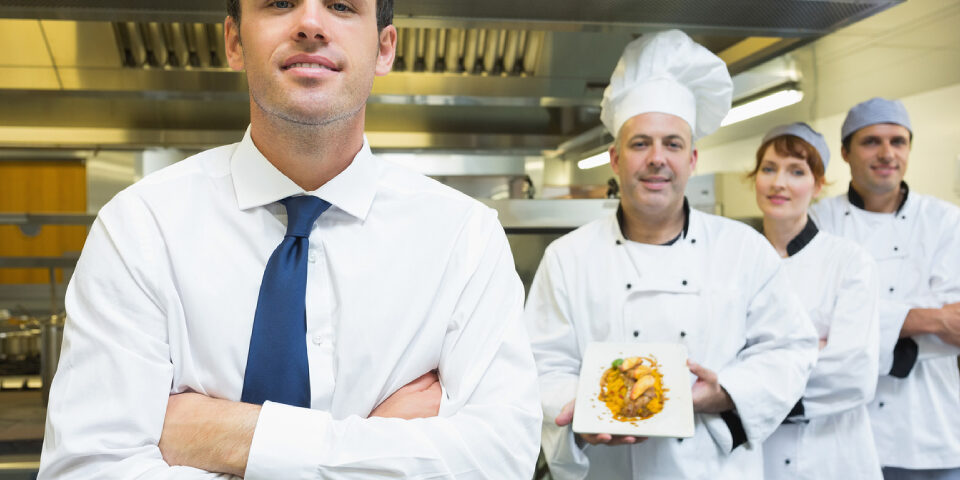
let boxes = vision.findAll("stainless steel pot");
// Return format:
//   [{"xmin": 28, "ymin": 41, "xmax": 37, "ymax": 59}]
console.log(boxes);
[{"xmin": 0, "ymin": 325, "xmax": 42, "ymax": 363}]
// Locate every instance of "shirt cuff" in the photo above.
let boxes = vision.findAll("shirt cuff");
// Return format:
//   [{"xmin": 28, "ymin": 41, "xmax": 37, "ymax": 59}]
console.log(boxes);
[
  {"xmin": 888, "ymin": 337, "xmax": 919, "ymax": 378},
  {"xmin": 720, "ymin": 410, "xmax": 748, "ymax": 451},
  {"xmin": 245, "ymin": 401, "xmax": 332, "ymax": 480}
]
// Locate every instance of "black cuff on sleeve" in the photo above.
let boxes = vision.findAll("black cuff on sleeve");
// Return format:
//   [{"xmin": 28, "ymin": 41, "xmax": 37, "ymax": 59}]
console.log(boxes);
[
  {"xmin": 889, "ymin": 337, "xmax": 919, "ymax": 378},
  {"xmin": 720, "ymin": 410, "xmax": 748, "ymax": 451},
  {"xmin": 781, "ymin": 399, "xmax": 806, "ymax": 424}
]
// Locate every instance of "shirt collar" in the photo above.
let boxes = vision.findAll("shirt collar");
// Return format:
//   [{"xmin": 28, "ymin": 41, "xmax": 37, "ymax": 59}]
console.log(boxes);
[
  {"xmin": 785, "ymin": 215, "xmax": 819, "ymax": 257},
  {"xmin": 615, "ymin": 197, "xmax": 690, "ymax": 245},
  {"xmin": 231, "ymin": 126, "xmax": 378, "ymax": 220},
  {"xmin": 847, "ymin": 180, "xmax": 910, "ymax": 215}
]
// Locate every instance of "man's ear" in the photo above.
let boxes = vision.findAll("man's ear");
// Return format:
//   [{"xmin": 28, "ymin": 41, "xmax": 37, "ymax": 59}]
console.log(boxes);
[
  {"xmin": 608, "ymin": 144, "xmax": 620, "ymax": 176},
  {"xmin": 225, "ymin": 15, "xmax": 244, "ymax": 71},
  {"xmin": 375, "ymin": 25, "xmax": 398, "ymax": 76}
]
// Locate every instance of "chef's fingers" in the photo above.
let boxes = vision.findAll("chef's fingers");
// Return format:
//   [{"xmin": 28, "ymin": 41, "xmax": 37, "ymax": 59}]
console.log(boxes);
[
  {"xmin": 555, "ymin": 399, "xmax": 575, "ymax": 426},
  {"xmin": 687, "ymin": 360, "xmax": 717, "ymax": 384}
]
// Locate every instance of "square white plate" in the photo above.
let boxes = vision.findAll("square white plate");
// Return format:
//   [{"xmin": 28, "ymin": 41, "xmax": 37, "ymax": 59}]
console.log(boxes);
[{"xmin": 572, "ymin": 342, "xmax": 694, "ymax": 438}]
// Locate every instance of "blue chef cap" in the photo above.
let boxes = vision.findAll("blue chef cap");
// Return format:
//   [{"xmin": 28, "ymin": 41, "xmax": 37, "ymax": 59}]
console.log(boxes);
[
  {"xmin": 841, "ymin": 97, "xmax": 912, "ymax": 142},
  {"xmin": 762, "ymin": 122, "xmax": 831, "ymax": 170}
]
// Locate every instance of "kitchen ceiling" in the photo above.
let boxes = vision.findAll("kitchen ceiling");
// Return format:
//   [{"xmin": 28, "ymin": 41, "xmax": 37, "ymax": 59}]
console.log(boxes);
[{"xmin": 0, "ymin": 0, "xmax": 903, "ymax": 152}]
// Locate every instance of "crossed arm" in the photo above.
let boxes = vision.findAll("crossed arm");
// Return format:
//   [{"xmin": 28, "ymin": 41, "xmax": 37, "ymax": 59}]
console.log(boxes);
[{"xmin": 159, "ymin": 372, "xmax": 443, "ymax": 476}]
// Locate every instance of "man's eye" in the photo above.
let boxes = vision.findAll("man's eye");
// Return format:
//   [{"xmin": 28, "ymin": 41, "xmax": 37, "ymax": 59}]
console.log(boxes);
[
  {"xmin": 631, "ymin": 142, "xmax": 646, "ymax": 148},
  {"xmin": 792, "ymin": 169, "xmax": 805, "ymax": 176},
  {"xmin": 272, "ymin": 1, "xmax": 293, "ymax": 8},
  {"xmin": 331, "ymin": 2, "xmax": 350, "ymax": 12},
  {"xmin": 760, "ymin": 166, "xmax": 774, "ymax": 173}
]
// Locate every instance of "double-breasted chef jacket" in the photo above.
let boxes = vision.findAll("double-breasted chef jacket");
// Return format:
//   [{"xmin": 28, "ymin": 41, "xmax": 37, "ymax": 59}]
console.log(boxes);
[
  {"xmin": 811, "ymin": 184, "xmax": 960, "ymax": 470},
  {"xmin": 525, "ymin": 203, "xmax": 819, "ymax": 479},
  {"xmin": 762, "ymin": 219, "xmax": 883, "ymax": 480}
]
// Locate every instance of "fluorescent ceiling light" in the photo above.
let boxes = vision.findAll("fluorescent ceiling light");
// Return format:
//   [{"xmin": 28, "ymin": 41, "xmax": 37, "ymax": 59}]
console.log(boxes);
[
  {"xmin": 577, "ymin": 150, "xmax": 610, "ymax": 170},
  {"xmin": 721, "ymin": 89, "xmax": 804, "ymax": 127}
]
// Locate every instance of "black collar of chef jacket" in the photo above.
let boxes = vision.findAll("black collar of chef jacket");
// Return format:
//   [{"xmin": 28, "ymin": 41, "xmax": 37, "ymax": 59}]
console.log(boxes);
[
  {"xmin": 616, "ymin": 197, "xmax": 690, "ymax": 246},
  {"xmin": 847, "ymin": 181, "xmax": 910, "ymax": 215},
  {"xmin": 785, "ymin": 216, "xmax": 819, "ymax": 257}
]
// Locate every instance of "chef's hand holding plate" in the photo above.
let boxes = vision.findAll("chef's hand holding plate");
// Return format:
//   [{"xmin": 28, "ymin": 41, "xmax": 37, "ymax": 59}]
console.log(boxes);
[
  {"xmin": 687, "ymin": 360, "xmax": 734, "ymax": 414},
  {"xmin": 557, "ymin": 399, "xmax": 648, "ymax": 446}
]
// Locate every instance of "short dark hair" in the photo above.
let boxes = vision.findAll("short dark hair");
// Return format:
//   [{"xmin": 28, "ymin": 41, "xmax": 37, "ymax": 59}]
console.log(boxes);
[{"xmin": 226, "ymin": 0, "xmax": 394, "ymax": 31}]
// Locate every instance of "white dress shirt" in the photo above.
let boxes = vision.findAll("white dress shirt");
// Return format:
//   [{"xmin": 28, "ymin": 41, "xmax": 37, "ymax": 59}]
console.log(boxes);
[
  {"xmin": 38, "ymin": 128, "xmax": 543, "ymax": 479},
  {"xmin": 524, "ymin": 208, "xmax": 818, "ymax": 480},
  {"xmin": 811, "ymin": 188, "xmax": 960, "ymax": 470},
  {"xmin": 762, "ymin": 223, "xmax": 882, "ymax": 480}
]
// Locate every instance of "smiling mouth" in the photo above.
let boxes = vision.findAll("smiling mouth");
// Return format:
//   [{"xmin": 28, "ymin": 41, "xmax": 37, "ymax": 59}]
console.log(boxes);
[{"xmin": 283, "ymin": 63, "xmax": 339, "ymax": 71}]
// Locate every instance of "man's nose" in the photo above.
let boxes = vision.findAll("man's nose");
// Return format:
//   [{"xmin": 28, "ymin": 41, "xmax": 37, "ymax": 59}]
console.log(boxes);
[{"xmin": 295, "ymin": 2, "xmax": 327, "ymax": 41}]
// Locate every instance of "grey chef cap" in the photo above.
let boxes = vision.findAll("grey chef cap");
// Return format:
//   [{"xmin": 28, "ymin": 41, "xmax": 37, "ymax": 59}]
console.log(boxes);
[
  {"xmin": 841, "ymin": 97, "xmax": 912, "ymax": 142},
  {"xmin": 601, "ymin": 29, "xmax": 732, "ymax": 141},
  {"xmin": 762, "ymin": 122, "xmax": 831, "ymax": 170}
]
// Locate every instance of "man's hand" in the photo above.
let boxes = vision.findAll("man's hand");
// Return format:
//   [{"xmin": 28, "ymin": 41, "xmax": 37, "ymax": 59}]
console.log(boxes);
[
  {"xmin": 370, "ymin": 371, "xmax": 442, "ymax": 420},
  {"xmin": 555, "ymin": 399, "xmax": 647, "ymax": 446},
  {"xmin": 935, "ymin": 302, "xmax": 960, "ymax": 347},
  {"xmin": 688, "ymin": 360, "xmax": 734, "ymax": 414},
  {"xmin": 159, "ymin": 392, "xmax": 259, "ymax": 477}
]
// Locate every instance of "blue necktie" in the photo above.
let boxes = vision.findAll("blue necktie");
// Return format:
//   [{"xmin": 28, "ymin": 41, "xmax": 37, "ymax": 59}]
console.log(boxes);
[{"xmin": 241, "ymin": 195, "xmax": 331, "ymax": 407}]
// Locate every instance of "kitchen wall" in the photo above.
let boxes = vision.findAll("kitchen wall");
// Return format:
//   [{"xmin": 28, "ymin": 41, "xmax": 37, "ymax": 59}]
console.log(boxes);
[{"xmin": 567, "ymin": 0, "xmax": 960, "ymax": 216}]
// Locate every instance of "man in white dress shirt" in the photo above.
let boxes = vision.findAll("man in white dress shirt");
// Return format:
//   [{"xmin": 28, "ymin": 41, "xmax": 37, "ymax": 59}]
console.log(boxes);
[
  {"xmin": 810, "ymin": 98, "xmax": 960, "ymax": 480},
  {"xmin": 525, "ymin": 30, "xmax": 817, "ymax": 479},
  {"xmin": 38, "ymin": 0, "xmax": 542, "ymax": 478}
]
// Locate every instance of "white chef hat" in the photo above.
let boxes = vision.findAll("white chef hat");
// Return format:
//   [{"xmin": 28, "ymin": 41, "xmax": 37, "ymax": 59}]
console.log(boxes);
[
  {"xmin": 762, "ymin": 122, "xmax": 831, "ymax": 170},
  {"xmin": 841, "ymin": 97, "xmax": 912, "ymax": 142},
  {"xmin": 601, "ymin": 29, "xmax": 733, "ymax": 141}
]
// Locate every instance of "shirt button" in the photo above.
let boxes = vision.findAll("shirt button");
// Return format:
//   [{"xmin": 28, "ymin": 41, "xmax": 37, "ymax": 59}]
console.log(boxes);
[
  {"xmin": 677, "ymin": 438, "xmax": 683, "ymax": 443},
  {"xmin": 616, "ymin": 239, "xmax": 623, "ymax": 245},
  {"xmin": 308, "ymin": 251, "xmax": 318, "ymax": 263},
  {"xmin": 312, "ymin": 335, "xmax": 324, "ymax": 345},
  {"xmin": 785, "ymin": 459, "xmax": 791, "ymax": 465},
  {"xmin": 889, "ymin": 287, "xmax": 895, "ymax": 293},
  {"xmin": 626, "ymin": 283, "xmax": 632, "ymax": 290},
  {"xmin": 893, "ymin": 246, "xmax": 899, "ymax": 252},
  {"xmin": 680, "ymin": 331, "xmax": 687, "ymax": 338},
  {"xmin": 681, "ymin": 280, "xmax": 688, "ymax": 286},
  {"xmin": 690, "ymin": 238, "xmax": 697, "ymax": 244},
  {"xmin": 879, "ymin": 402, "xmax": 885, "ymax": 408},
  {"xmin": 633, "ymin": 330, "xmax": 640, "ymax": 338}
]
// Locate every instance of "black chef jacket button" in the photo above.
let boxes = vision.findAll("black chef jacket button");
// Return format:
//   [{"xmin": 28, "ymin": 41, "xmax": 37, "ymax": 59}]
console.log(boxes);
[
  {"xmin": 894, "ymin": 246, "xmax": 899, "ymax": 251},
  {"xmin": 680, "ymin": 331, "xmax": 687, "ymax": 338},
  {"xmin": 845, "ymin": 211, "xmax": 851, "ymax": 216},
  {"xmin": 901, "ymin": 215, "xmax": 907, "ymax": 220},
  {"xmin": 677, "ymin": 438, "xmax": 683, "ymax": 443},
  {"xmin": 879, "ymin": 402, "xmax": 885, "ymax": 408},
  {"xmin": 690, "ymin": 238, "xmax": 696, "ymax": 244},
  {"xmin": 633, "ymin": 330, "xmax": 639, "ymax": 338},
  {"xmin": 616, "ymin": 239, "xmax": 622, "ymax": 245},
  {"xmin": 682, "ymin": 280, "xmax": 688, "ymax": 286},
  {"xmin": 785, "ymin": 459, "xmax": 791, "ymax": 465},
  {"xmin": 626, "ymin": 283, "xmax": 632, "ymax": 290},
  {"xmin": 889, "ymin": 287, "xmax": 895, "ymax": 293}
]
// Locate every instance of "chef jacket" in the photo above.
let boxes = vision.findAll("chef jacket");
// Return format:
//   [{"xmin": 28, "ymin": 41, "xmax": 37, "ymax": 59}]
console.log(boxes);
[
  {"xmin": 39, "ymin": 128, "xmax": 543, "ymax": 479},
  {"xmin": 811, "ymin": 184, "xmax": 960, "ymax": 470},
  {"xmin": 525, "ymin": 205, "xmax": 818, "ymax": 480},
  {"xmin": 762, "ymin": 220, "xmax": 882, "ymax": 480}
]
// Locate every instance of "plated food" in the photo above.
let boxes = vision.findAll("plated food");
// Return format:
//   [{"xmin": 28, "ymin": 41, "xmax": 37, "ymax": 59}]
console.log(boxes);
[
  {"xmin": 599, "ymin": 356, "xmax": 667, "ymax": 421},
  {"xmin": 574, "ymin": 342, "xmax": 694, "ymax": 438}
]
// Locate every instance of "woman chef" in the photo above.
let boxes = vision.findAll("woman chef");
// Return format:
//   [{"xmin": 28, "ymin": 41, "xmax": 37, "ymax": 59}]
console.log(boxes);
[{"xmin": 751, "ymin": 123, "xmax": 882, "ymax": 480}]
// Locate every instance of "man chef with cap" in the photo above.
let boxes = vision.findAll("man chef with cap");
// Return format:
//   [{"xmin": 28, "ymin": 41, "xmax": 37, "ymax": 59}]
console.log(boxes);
[
  {"xmin": 524, "ymin": 30, "xmax": 818, "ymax": 479},
  {"xmin": 811, "ymin": 98, "xmax": 960, "ymax": 480}
]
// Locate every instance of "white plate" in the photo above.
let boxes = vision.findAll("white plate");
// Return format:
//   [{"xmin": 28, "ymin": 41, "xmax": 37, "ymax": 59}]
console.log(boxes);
[{"xmin": 572, "ymin": 342, "xmax": 694, "ymax": 438}]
